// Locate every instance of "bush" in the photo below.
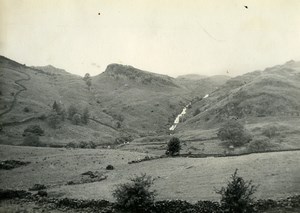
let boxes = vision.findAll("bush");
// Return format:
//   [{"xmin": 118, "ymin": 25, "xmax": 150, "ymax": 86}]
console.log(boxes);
[
  {"xmin": 112, "ymin": 174, "xmax": 156, "ymax": 213},
  {"xmin": 216, "ymin": 169, "xmax": 257, "ymax": 213},
  {"xmin": 247, "ymin": 136, "xmax": 271, "ymax": 152},
  {"xmin": 193, "ymin": 108, "xmax": 201, "ymax": 116},
  {"xmin": 23, "ymin": 107, "xmax": 30, "ymax": 113},
  {"xmin": 106, "ymin": 165, "xmax": 114, "ymax": 170},
  {"xmin": 23, "ymin": 125, "xmax": 44, "ymax": 136},
  {"xmin": 217, "ymin": 120, "xmax": 252, "ymax": 147},
  {"xmin": 82, "ymin": 107, "xmax": 89, "ymax": 124},
  {"xmin": 166, "ymin": 137, "xmax": 181, "ymax": 156},
  {"xmin": 23, "ymin": 133, "xmax": 42, "ymax": 147},
  {"xmin": 68, "ymin": 105, "xmax": 78, "ymax": 119},
  {"xmin": 262, "ymin": 125, "xmax": 278, "ymax": 138},
  {"xmin": 72, "ymin": 113, "xmax": 82, "ymax": 125}
]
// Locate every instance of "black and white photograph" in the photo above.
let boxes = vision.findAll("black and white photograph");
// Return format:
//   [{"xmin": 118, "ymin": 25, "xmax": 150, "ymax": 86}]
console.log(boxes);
[{"xmin": 0, "ymin": 0, "xmax": 300, "ymax": 212}]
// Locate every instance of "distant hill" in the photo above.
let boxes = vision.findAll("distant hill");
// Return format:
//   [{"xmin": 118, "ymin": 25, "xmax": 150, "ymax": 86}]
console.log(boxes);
[
  {"xmin": 177, "ymin": 60, "xmax": 300, "ymax": 130},
  {"xmin": 177, "ymin": 74, "xmax": 207, "ymax": 80}
]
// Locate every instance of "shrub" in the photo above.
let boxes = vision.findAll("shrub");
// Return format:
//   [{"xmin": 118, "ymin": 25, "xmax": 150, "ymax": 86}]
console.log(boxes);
[
  {"xmin": 23, "ymin": 133, "xmax": 42, "ymax": 147},
  {"xmin": 217, "ymin": 120, "xmax": 252, "ymax": 147},
  {"xmin": 72, "ymin": 113, "xmax": 82, "ymax": 125},
  {"xmin": 262, "ymin": 125, "xmax": 278, "ymax": 138},
  {"xmin": 112, "ymin": 174, "xmax": 156, "ymax": 213},
  {"xmin": 216, "ymin": 169, "xmax": 257, "ymax": 213},
  {"xmin": 68, "ymin": 105, "xmax": 78, "ymax": 119},
  {"xmin": 23, "ymin": 107, "xmax": 30, "ymax": 113},
  {"xmin": 193, "ymin": 108, "xmax": 201, "ymax": 116},
  {"xmin": 82, "ymin": 107, "xmax": 89, "ymax": 124},
  {"xmin": 47, "ymin": 114, "xmax": 61, "ymax": 129},
  {"xmin": 166, "ymin": 137, "xmax": 181, "ymax": 156},
  {"xmin": 106, "ymin": 165, "xmax": 114, "ymax": 170},
  {"xmin": 23, "ymin": 125, "xmax": 44, "ymax": 136},
  {"xmin": 247, "ymin": 136, "xmax": 271, "ymax": 152}
]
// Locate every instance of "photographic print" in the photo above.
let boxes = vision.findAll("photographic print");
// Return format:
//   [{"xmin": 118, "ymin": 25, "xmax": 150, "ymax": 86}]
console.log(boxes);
[{"xmin": 0, "ymin": 0, "xmax": 300, "ymax": 212}]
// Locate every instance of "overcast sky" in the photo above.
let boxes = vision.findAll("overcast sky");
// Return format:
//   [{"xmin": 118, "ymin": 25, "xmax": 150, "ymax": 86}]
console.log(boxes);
[{"xmin": 1, "ymin": 0, "xmax": 300, "ymax": 77}]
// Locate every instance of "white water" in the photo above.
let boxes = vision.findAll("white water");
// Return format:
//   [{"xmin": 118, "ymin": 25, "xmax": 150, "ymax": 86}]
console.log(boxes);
[{"xmin": 169, "ymin": 94, "xmax": 209, "ymax": 131}]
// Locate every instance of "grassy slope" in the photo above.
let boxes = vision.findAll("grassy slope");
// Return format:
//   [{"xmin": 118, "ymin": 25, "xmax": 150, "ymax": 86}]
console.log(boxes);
[
  {"xmin": 0, "ymin": 145, "xmax": 299, "ymax": 203},
  {"xmin": 178, "ymin": 60, "xmax": 300, "ymax": 130},
  {"xmin": 0, "ymin": 56, "xmax": 228, "ymax": 145}
]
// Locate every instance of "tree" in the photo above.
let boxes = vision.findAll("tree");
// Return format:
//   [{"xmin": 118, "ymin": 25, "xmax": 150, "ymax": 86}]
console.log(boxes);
[
  {"xmin": 83, "ymin": 73, "xmax": 92, "ymax": 90},
  {"xmin": 166, "ymin": 137, "xmax": 181, "ymax": 156},
  {"xmin": 82, "ymin": 107, "xmax": 89, "ymax": 124},
  {"xmin": 72, "ymin": 113, "xmax": 81, "ymax": 125},
  {"xmin": 112, "ymin": 174, "xmax": 156, "ymax": 213},
  {"xmin": 217, "ymin": 120, "xmax": 252, "ymax": 147},
  {"xmin": 23, "ymin": 133, "xmax": 42, "ymax": 147},
  {"xmin": 23, "ymin": 125, "xmax": 44, "ymax": 136},
  {"xmin": 216, "ymin": 169, "xmax": 257, "ymax": 213},
  {"xmin": 68, "ymin": 105, "xmax": 78, "ymax": 119}
]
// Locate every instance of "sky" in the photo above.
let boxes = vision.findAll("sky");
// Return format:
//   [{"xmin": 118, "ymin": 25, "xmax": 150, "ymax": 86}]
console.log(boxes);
[{"xmin": 1, "ymin": 0, "xmax": 300, "ymax": 77}]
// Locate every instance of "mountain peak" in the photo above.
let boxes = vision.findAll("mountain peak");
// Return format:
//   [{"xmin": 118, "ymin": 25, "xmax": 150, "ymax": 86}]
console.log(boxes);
[{"xmin": 103, "ymin": 63, "xmax": 178, "ymax": 87}]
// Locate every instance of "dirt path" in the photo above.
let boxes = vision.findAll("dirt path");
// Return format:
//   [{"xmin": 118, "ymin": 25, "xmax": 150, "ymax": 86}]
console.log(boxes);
[{"xmin": 0, "ymin": 66, "xmax": 31, "ymax": 118}]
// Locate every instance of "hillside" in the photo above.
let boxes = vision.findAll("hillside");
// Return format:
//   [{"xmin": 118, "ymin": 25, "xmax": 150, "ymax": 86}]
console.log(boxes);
[
  {"xmin": 0, "ymin": 56, "xmax": 227, "ymax": 146},
  {"xmin": 176, "ymin": 60, "xmax": 300, "ymax": 131}
]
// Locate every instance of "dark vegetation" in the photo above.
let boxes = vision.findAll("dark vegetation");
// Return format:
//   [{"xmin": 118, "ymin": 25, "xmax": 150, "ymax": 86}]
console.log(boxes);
[
  {"xmin": 166, "ymin": 137, "xmax": 181, "ymax": 156},
  {"xmin": 0, "ymin": 160, "xmax": 30, "ymax": 170},
  {"xmin": 65, "ymin": 141, "xmax": 96, "ymax": 149},
  {"xmin": 216, "ymin": 169, "xmax": 258, "ymax": 213},
  {"xmin": 113, "ymin": 174, "xmax": 156, "ymax": 213},
  {"xmin": 217, "ymin": 120, "xmax": 252, "ymax": 147},
  {"xmin": 23, "ymin": 125, "xmax": 44, "ymax": 136}
]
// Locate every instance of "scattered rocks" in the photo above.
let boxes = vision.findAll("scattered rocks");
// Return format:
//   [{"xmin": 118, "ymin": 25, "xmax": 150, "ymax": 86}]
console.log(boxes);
[{"xmin": 0, "ymin": 160, "xmax": 30, "ymax": 170}]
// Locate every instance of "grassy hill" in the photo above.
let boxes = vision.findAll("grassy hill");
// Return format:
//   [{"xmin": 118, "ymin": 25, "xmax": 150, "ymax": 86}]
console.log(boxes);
[
  {"xmin": 176, "ymin": 60, "xmax": 300, "ymax": 129},
  {"xmin": 0, "ymin": 56, "xmax": 227, "ymax": 146}
]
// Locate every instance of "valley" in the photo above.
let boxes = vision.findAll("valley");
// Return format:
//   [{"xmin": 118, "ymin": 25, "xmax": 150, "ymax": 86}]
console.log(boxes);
[{"xmin": 0, "ymin": 56, "xmax": 300, "ymax": 212}]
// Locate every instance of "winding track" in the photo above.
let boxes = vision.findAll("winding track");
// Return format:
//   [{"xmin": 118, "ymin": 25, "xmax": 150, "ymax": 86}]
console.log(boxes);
[{"xmin": 0, "ymin": 66, "xmax": 31, "ymax": 118}]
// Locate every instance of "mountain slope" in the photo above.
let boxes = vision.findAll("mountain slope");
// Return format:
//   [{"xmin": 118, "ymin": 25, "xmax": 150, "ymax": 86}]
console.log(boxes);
[
  {"xmin": 177, "ymin": 60, "xmax": 300, "ymax": 131},
  {"xmin": 0, "ymin": 56, "xmax": 227, "ymax": 146}
]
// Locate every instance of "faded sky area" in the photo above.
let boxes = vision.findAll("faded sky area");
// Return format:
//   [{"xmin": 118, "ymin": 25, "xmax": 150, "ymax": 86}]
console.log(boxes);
[{"xmin": 0, "ymin": 0, "xmax": 300, "ymax": 77}]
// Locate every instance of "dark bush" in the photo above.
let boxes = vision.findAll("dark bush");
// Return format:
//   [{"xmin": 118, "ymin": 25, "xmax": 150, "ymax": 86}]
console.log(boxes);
[
  {"xmin": 23, "ymin": 125, "xmax": 44, "ymax": 136},
  {"xmin": 216, "ymin": 169, "xmax": 257, "ymax": 213},
  {"xmin": 23, "ymin": 107, "xmax": 30, "ymax": 113},
  {"xmin": 217, "ymin": 120, "xmax": 252, "ymax": 147},
  {"xmin": 166, "ymin": 137, "xmax": 181, "ymax": 156},
  {"xmin": 23, "ymin": 133, "xmax": 43, "ymax": 147},
  {"xmin": 0, "ymin": 189, "xmax": 31, "ymax": 200},
  {"xmin": 112, "ymin": 174, "xmax": 156, "ymax": 213},
  {"xmin": 106, "ymin": 165, "xmax": 114, "ymax": 170},
  {"xmin": 37, "ymin": 190, "xmax": 48, "ymax": 197}
]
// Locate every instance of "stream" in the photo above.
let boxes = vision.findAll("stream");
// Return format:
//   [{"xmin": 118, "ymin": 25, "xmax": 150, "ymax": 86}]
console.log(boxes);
[{"xmin": 169, "ymin": 94, "xmax": 209, "ymax": 131}]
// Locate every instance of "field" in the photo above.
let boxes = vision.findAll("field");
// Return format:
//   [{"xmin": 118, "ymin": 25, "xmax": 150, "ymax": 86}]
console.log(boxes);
[{"xmin": 1, "ymin": 145, "xmax": 299, "ymax": 204}]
